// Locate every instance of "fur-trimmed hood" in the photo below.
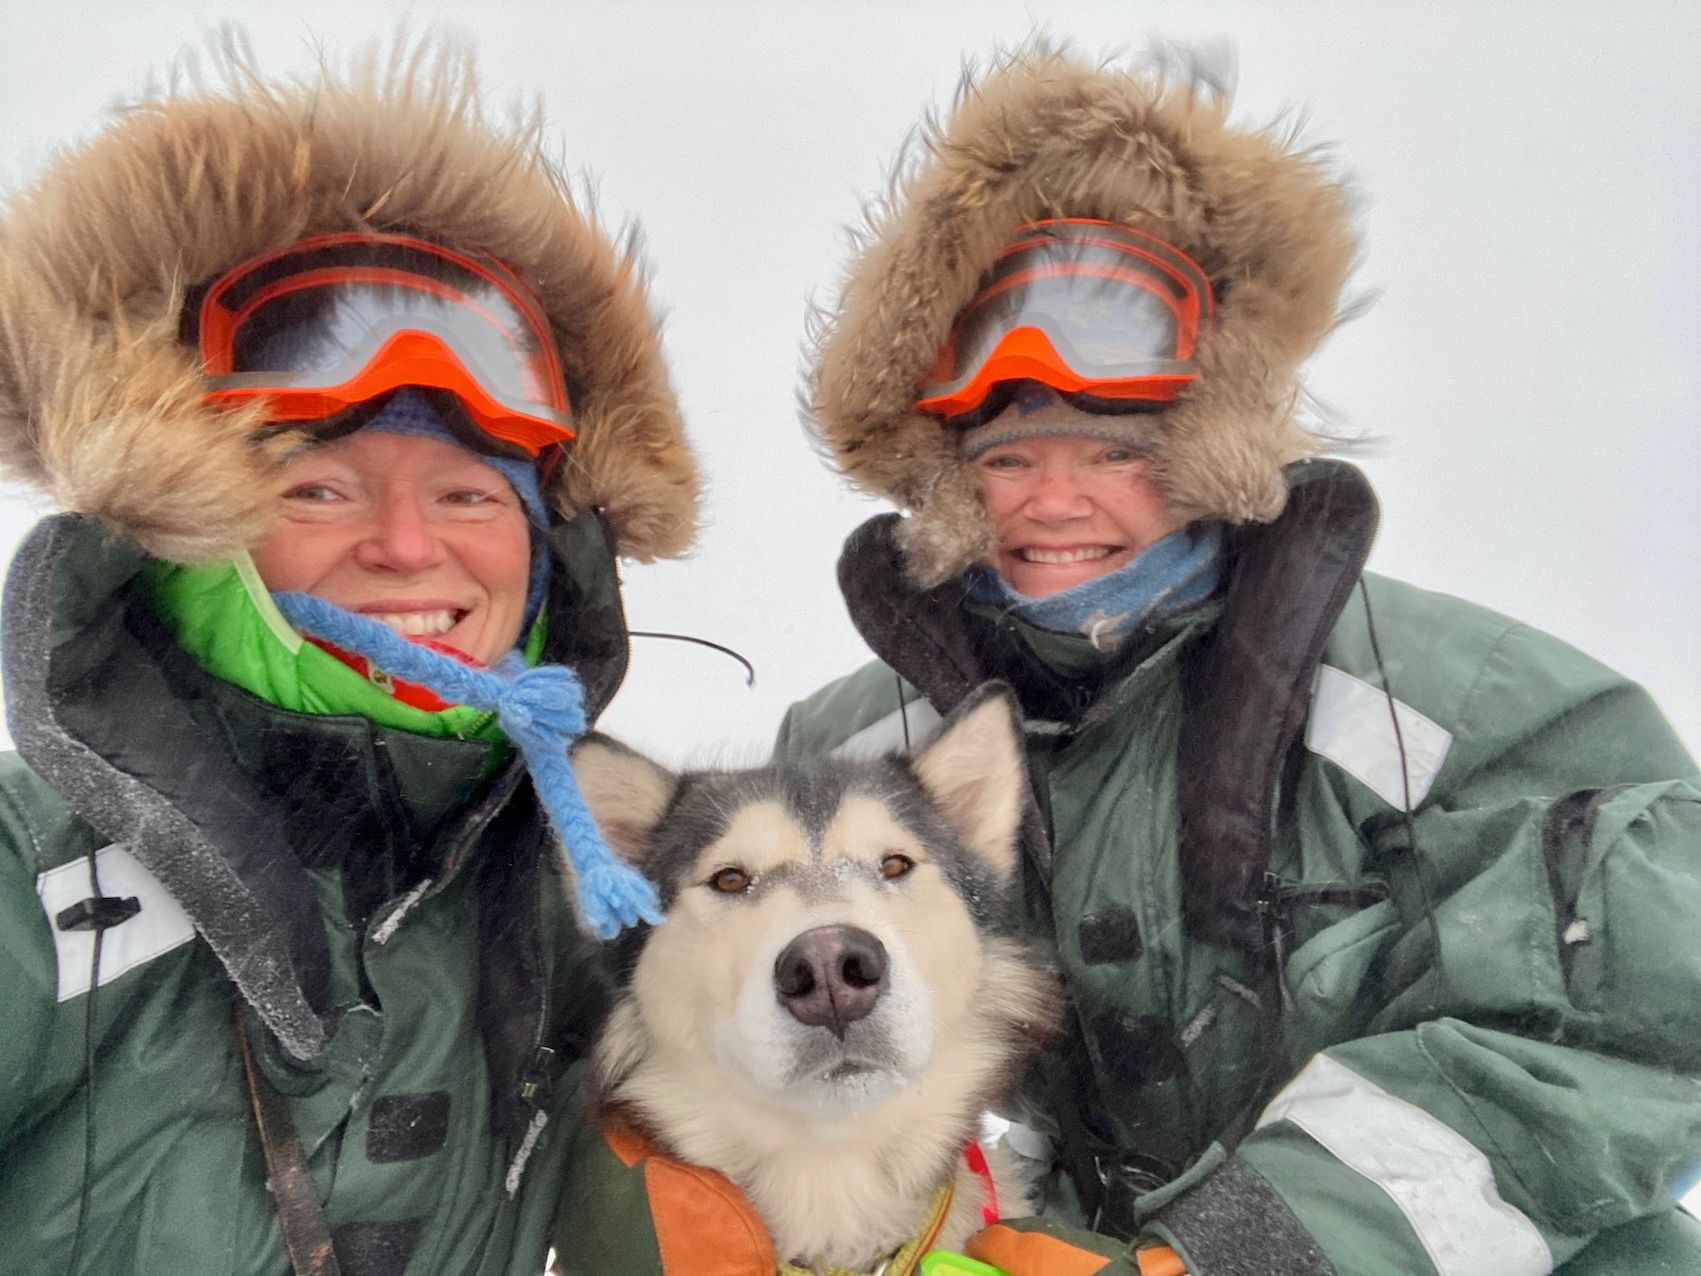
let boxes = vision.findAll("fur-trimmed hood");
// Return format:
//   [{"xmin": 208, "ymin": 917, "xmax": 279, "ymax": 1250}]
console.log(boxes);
[
  {"xmin": 807, "ymin": 43, "xmax": 1359, "ymax": 586},
  {"xmin": 0, "ymin": 36, "xmax": 700, "ymax": 565}
]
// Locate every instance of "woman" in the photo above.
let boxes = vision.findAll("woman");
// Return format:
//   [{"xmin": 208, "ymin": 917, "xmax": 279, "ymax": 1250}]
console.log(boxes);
[
  {"xmin": 0, "ymin": 41, "xmax": 698, "ymax": 1275},
  {"xmin": 777, "ymin": 46, "xmax": 1701, "ymax": 1275}
]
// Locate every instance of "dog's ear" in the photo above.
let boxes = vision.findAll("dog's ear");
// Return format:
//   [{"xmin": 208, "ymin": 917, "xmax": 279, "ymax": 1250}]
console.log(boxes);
[
  {"xmin": 571, "ymin": 733, "xmax": 679, "ymax": 865},
  {"xmin": 908, "ymin": 683, "xmax": 1024, "ymax": 882}
]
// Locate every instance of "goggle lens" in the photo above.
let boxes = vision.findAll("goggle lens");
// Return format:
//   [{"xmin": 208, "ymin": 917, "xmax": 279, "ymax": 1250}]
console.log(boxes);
[
  {"xmin": 916, "ymin": 219, "xmax": 1214, "ymax": 420},
  {"xmin": 199, "ymin": 234, "xmax": 573, "ymax": 455}
]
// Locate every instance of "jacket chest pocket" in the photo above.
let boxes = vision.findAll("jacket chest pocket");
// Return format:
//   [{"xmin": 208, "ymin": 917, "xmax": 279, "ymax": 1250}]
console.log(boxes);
[
  {"xmin": 1542, "ymin": 782, "xmax": 1701, "ymax": 1062},
  {"xmin": 1280, "ymin": 897, "xmax": 1402, "ymax": 1062}
]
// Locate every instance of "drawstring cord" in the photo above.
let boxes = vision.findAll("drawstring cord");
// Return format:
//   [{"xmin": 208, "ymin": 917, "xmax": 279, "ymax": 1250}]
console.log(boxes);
[
  {"xmin": 628, "ymin": 629, "xmax": 756, "ymax": 687},
  {"xmin": 270, "ymin": 592, "xmax": 661, "ymax": 940}
]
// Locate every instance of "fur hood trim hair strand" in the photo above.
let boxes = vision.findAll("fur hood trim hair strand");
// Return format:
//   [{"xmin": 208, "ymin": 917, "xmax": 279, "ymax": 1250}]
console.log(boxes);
[
  {"xmin": 0, "ymin": 33, "xmax": 700, "ymax": 564},
  {"xmin": 807, "ymin": 41, "xmax": 1360, "ymax": 586}
]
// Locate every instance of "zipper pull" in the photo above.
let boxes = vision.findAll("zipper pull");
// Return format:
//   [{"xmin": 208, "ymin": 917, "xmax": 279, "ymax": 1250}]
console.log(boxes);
[
  {"xmin": 519, "ymin": 1045, "xmax": 557, "ymax": 1109},
  {"xmin": 504, "ymin": 1045, "xmax": 559, "ymax": 1199},
  {"xmin": 1259, "ymin": 872, "xmax": 1295, "ymax": 1013}
]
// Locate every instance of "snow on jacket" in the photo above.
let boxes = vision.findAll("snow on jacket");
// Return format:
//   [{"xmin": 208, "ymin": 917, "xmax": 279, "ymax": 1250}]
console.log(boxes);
[
  {"xmin": 774, "ymin": 461, "xmax": 1701, "ymax": 1274},
  {"xmin": 0, "ymin": 513, "xmax": 637, "ymax": 1274}
]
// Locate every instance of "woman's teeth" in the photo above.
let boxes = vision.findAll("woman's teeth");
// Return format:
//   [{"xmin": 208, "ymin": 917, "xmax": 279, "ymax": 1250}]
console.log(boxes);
[
  {"xmin": 1020, "ymin": 546, "xmax": 1114, "ymax": 564},
  {"xmin": 371, "ymin": 610, "xmax": 459, "ymax": 638}
]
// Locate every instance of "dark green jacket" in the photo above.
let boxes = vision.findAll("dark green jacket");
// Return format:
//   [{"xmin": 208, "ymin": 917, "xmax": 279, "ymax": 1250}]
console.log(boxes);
[
  {"xmin": 775, "ymin": 464, "xmax": 1701, "ymax": 1275},
  {"xmin": 0, "ymin": 513, "xmax": 623, "ymax": 1275}
]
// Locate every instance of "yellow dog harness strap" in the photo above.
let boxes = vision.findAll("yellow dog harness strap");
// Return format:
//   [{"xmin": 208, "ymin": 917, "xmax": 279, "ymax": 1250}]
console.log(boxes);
[{"xmin": 776, "ymin": 1178, "xmax": 954, "ymax": 1276}]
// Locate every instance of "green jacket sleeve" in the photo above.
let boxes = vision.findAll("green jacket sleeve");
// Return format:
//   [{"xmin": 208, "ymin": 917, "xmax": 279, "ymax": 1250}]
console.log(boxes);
[
  {"xmin": 1151, "ymin": 623, "xmax": 1701, "ymax": 1274},
  {"xmin": 0, "ymin": 823, "xmax": 57, "ymax": 1144},
  {"xmin": 772, "ymin": 660, "xmax": 921, "ymax": 763},
  {"xmin": 0, "ymin": 756, "xmax": 90, "ymax": 1146}
]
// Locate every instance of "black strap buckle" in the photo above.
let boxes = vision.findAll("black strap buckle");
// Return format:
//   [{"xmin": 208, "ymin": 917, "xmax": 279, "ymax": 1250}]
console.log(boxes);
[{"xmin": 56, "ymin": 895, "xmax": 141, "ymax": 932}]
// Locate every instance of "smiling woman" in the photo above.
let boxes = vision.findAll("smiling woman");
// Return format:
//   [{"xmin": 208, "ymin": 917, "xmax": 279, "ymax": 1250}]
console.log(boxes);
[
  {"xmin": 253, "ymin": 422, "xmax": 535, "ymax": 666},
  {"xmin": 972, "ymin": 389, "xmax": 1183, "ymax": 599},
  {"xmin": 778, "ymin": 43, "xmax": 1701, "ymax": 1275},
  {"xmin": 0, "ymin": 37, "xmax": 703, "ymax": 1276}
]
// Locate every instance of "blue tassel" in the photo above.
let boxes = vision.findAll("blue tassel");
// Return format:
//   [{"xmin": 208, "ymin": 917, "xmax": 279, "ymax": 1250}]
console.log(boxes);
[{"xmin": 271, "ymin": 591, "xmax": 662, "ymax": 940}]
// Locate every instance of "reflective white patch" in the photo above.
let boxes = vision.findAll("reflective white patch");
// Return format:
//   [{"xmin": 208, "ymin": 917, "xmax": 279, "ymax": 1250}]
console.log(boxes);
[
  {"xmin": 37, "ymin": 845, "xmax": 196, "ymax": 1001},
  {"xmin": 831, "ymin": 698, "xmax": 943, "ymax": 761},
  {"xmin": 1305, "ymin": 665, "xmax": 1453, "ymax": 810},
  {"xmin": 1257, "ymin": 1054, "xmax": 1552, "ymax": 1276}
]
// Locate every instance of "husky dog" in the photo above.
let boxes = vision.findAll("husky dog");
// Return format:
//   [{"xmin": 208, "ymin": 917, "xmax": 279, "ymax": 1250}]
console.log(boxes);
[{"xmin": 571, "ymin": 685, "xmax": 1060, "ymax": 1272}]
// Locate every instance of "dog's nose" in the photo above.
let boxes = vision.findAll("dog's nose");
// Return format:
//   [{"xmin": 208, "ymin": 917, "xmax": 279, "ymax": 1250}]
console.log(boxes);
[{"xmin": 773, "ymin": 926, "xmax": 889, "ymax": 1039}]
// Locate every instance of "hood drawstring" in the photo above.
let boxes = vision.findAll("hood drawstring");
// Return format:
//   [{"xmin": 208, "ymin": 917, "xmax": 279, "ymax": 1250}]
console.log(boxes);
[
  {"xmin": 627, "ymin": 629, "xmax": 757, "ymax": 686},
  {"xmin": 270, "ymin": 591, "xmax": 661, "ymax": 940}
]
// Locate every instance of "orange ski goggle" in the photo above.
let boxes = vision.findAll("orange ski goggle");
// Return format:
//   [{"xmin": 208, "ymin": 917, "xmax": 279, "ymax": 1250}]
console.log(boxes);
[
  {"xmin": 197, "ymin": 232, "xmax": 573, "ymax": 456},
  {"xmin": 915, "ymin": 218, "xmax": 1216, "ymax": 424}
]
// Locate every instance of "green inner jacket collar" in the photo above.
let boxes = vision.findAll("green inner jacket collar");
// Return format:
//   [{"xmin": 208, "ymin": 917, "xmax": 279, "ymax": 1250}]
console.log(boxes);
[{"xmin": 148, "ymin": 552, "xmax": 545, "ymax": 742}]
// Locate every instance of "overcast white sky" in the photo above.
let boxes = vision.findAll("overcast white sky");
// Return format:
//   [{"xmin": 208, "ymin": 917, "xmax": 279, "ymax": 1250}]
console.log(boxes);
[
  {"xmin": 1, "ymin": 1, "xmax": 1697, "ymax": 765},
  {"xmin": 3, "ymin": 1, "xmax": 1696, "ymax": 767},
  {"xmin": 2, "ymin": 0, "xmax": 1699, "ymax": 1220}
]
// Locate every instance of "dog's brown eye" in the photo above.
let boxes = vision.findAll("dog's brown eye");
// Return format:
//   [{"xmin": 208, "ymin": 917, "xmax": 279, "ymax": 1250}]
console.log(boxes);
[
  {"xmin": 879, "ymin": 853, "xmax": 915, "ymax": 881},
  {"xmin": 708, "ymin": 866, "xmax": 752, "ymax": 894}
]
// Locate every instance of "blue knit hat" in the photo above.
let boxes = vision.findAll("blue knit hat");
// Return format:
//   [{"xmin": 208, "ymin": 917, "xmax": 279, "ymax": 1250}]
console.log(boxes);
[{"xmin": 362, "ymin": 387, "xmax": 547, "ymax": 524}]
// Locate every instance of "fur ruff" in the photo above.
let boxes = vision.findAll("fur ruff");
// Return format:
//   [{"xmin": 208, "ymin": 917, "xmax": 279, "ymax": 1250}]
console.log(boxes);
[
  {"xmin": 807, "ymin": 41, "xmax": 1360, "ymax": 586},
  {"xmin": 0, "ymin": 34, "xmax": 699, "ymax": 564}
]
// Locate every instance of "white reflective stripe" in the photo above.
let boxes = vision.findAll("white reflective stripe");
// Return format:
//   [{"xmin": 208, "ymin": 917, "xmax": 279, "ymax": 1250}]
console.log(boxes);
[
  {"xmin": 830, "ymin": 699, "xmax": 943, "ymax": 760},
  {"xmin": 1305, "ymin": 665, "xmax": 1453, "ymax": 810},
  {"xmin": 1257, "ymin": 1054, "xmax": 1552, "ymax": 1276},
  {"xmin": 36, "ymin": 845, "xmax": 196, "ymax": 1002}
]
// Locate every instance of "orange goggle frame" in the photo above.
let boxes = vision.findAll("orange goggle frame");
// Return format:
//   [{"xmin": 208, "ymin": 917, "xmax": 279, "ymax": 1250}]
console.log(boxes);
[
  {"xmin": 915, "ymin": 218, "xmax": 1216, "ymax": 421},
  {"xmin": 197, "ymin": 232, "xmax": 573, "ymax": 456}
]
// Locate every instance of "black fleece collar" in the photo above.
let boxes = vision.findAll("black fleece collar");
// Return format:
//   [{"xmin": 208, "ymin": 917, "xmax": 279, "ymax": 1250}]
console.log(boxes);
[
  {"xmin": 2, "ymin": 516, "xmax": 331, "ymax": 1058},
  {"xmin": 835, "ymin": 460, "xmax": 1380, "ymax": 956},
  {"xmin": 1175, "ymin": 462, "xmax": 1379, "ymax": 950}
]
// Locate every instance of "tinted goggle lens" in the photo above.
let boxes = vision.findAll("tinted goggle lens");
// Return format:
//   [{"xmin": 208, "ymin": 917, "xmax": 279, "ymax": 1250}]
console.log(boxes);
[
  {"xmin": 916, "ymin": 220, "xmax": 1215, "ymax": 419},
  {"xmin": 199, "ymin": 234, "xmax": 572, "ymax": 455}
]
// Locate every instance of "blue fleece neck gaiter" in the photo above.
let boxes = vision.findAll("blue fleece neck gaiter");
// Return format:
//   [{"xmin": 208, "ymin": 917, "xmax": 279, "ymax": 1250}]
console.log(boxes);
[{"xmin": 969, "ymin": 522, "xmax": 1224, "ymax": 651}]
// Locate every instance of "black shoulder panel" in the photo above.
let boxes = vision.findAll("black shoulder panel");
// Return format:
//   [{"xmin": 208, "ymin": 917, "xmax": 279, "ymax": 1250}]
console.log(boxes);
[{"xmin": 1176, "ymin": 462, "xmax": 1379, "ymax": 953}]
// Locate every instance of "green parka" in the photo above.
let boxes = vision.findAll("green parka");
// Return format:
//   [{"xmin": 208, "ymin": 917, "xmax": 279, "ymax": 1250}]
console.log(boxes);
[
  {"xmin": 773, "ymin": 464, "xmax": 1701, "ymax": 1275},
  {"xmin": 0, "ymin": 39, "xmax": 706, "ymax": 1275},
  {"xmin": 0, "ymin": 513, "xmax": 627, "ymax": 1275}
]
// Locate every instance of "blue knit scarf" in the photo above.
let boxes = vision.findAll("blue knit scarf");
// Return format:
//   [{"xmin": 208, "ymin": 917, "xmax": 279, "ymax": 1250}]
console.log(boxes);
[
  {"xmin": 271, "ymin": 591, "xmax": 660, "ymax": 940},
  {"xmin": 969, "ymin": 523, "xmax": 1224, "ymax": 650}
]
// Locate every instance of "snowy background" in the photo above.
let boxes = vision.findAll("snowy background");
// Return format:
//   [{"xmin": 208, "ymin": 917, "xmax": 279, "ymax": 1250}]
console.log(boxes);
[
  {"xmin": 2, "ymin": 0, "xmax": 1699, "ymax": 1225},
  {"xmin": 1, "ymin": 1, "xmax": 1697, "ymax": 769}
]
